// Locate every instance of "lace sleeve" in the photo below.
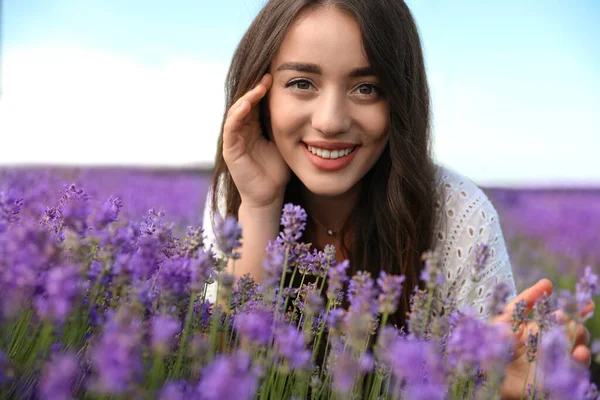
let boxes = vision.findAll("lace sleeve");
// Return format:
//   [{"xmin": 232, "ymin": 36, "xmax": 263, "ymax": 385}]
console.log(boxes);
[
  {"xmin": 431, "ymin": 168, "xmax": 517, "ymax": 319},
  {"xmin": 202, "ymin": 177, "xmax": 227, "ymax": 303}
]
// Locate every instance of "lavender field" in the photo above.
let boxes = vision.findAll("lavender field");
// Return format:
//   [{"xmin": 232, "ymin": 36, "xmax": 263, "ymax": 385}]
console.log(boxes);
[
  {"xmin": 1, "ymin": 167, "xmax": 598, "ymax": 321},
  {"xmin": 1, "ymin": 166, "xmax": 599, "ymax": 392}
]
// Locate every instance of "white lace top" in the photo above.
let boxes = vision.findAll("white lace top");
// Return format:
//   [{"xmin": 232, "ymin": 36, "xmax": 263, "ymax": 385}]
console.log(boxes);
[{"xmin": 202, "ymin": 165, "xmax": 517, "ymax": 319}]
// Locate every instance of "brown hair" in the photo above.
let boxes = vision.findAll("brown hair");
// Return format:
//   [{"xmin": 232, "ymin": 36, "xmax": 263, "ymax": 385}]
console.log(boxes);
[{"xmin": 210, "ymin": 0, "xmax": 441, "ymax": 328}]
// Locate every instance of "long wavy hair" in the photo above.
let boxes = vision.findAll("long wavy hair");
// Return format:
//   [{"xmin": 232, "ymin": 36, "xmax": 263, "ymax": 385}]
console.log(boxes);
[{"xmin": 210, "ymin": 0, "xmax": 442, "ymax": 328}]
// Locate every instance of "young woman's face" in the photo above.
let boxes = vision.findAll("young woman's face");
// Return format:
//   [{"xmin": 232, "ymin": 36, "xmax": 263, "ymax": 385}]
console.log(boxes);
[{"xmin": 267, "ymin": 6, "xmax": 390, "ymax": 197}]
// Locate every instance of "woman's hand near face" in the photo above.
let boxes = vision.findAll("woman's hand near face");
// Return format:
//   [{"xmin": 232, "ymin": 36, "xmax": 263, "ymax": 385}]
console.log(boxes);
[{"xmin": 222, "ymin": 73, "xmax": 291, "ymax": 210}]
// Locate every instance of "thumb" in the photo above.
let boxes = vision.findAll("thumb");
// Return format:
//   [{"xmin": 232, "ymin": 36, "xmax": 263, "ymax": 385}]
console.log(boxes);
[{"xmin": 495, "ymin": 278, "xmax": 553, "ymax": 325}]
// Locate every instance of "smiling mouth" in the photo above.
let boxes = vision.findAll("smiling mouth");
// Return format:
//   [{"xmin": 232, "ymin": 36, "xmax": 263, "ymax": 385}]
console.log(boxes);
[{"xmin": 302, "ymin": 143, "xmax": 357, "ymax": 160}]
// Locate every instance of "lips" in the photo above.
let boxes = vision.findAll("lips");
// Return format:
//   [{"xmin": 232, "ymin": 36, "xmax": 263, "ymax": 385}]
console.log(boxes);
[
  {"xmin": 302, "ymin": 142, "xmax": 358, "ymax": 171},
  {"xmin": 302, "ymin": 140, "xmax": 360, "ymax": 151}
]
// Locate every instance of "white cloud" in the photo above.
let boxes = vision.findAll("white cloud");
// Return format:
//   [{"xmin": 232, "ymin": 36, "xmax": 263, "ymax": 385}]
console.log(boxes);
[
  {"xmin": 428, "ymin": 67, "xmax": 600, "ymax": 186},
  {"xmin": 1, "ymin": 45, "xmax": 598, "ymax": 186},
  {"xmin": 0, "ymin": 46, "xmax": 228, "ymax": 167}
]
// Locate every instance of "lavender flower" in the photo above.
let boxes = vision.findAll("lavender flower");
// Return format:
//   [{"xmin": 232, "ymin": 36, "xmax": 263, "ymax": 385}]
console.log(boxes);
[
  {"xmin": 471, "ymin": 243, "xmax": 490, "ymax": 282},
  {"xmin": 138, "ymin": 208, "xmax": 179, "ymax": 258},
  {"xmin": 420, "ymin": 250, "xmax": 444, "ymax": 287},
  {"xmin": 151, "ymin": 315, "xmax": 181, "ymax": 355},
  {"xmin": 89, "ymin": 309, "xmax": 143, "ymax": 395},
  {"xmin": 445, "ymin": 308, "xmax": 511, "ymax": 380},
  {"xmin": 180, "ymin": 225, "xmax": 205, "ymax": 258},
  {"xmin": 525, "ymin": 329, "xmax": 539, "ymax": 362},
  {"xmin": 583, "ymin": 383, "xmax": 599, "ymax": 400},
  {"xmin": 0, "ymin": 350, "xmax": 9, "ymax": 384},
  {"xmin": 592, "ymin": 338, "xmax": 600, "ymax": 359},
  {"xmin": 159, "ymin": 380, "xmax": 194, "ymax": 400},
  {"xmin": 575, "ymin": 266, "xmax": 599, "ymax": 317},
  {"xmin": 377, "ymin": 271, "xmax": 405, "ymax": 315},
  {"xmin": 213, "ymin": 213, "xmax": 242, "ymax": 260},
  {"xmin": 537, "ymin": 326, "xmax": 591, "ymax": 399},
  {"xmin": 194, "ymin": 300, "xmax": 213, "ymax": 331},
  {"xmin": 534, "ymin": 293, "xmax": 554, "ymax": 333},
  {"xmin": 34, "ymin": 265, "xmax": 83, "ymax": 324},
  {"xmin": 39, "ymin": 352, "xmax": 78, "ymax": 400},
  {"xmin": 262, "ymin": 240, "xmax": 286, "ymax": 288},
  {"xmin": 274, "ymin": 324, "xmax": 311, "ymax": 370},
  {"xmin": 407, "ymin": 287, "xmax": 429, "ymax": 339},
  {"xmin": 92, "ymin": 196, "xmax": 122, "ymax": 230},
  {"xmin": 331, "ymin": 352, "xmax": 373, "ymax": 395},
  {"xmin": 155, "ymin": 257, "xmax": 192, "ymax": 302},
  {"xmin": 345, "ymin": 272, "xmax": 378, "ymax": 350},
  {"xmin": 304, "ymin": 292, "xmax": 324, "ymax": 317},
  {"xmin": 326, "ymin": 259, "xmax": 349, "ymax": 306},
  {"xmin": 487, "ymin": 281, "xmax": 512, "ymax": 316},
  {"xmin": 511, "ymin": 299, "xmax": 527, "ymax": 332},
  {"xmin": 0, "ymin": 190, "xmax": 24, "ymax": 233},
  {"xmin": 231, "ymin": 274, "xmax": 260, "ymax": 311},
  {"xmin": 557, "ymin": 289, "xmax": 580, "ymax": 321},
  {"xmin": 196, "ymin": 351, "xmax": 259, "ymax": 400},
  {"xmin": 326, "ymin": 308, "xmax": 346, "ymax": 337},
  {"xmin": 190, "ymin": 249, "xmax": 216, "ymax": 290},
  {"xmin": 524, "ymin": 384, "xmax": 549, "ymax": 400},
  {"xmin": 387, "ymin": 336, "xmax": 447, "ymax": 400},
  {"xmin": 128, "ymin": 235, "xmax": 162, "ymax": 281},
  {"xmin": 280, "ymin": 204, "xmax": 307, "ymax": 245},
  {"xmin": 61, "ymin": 196, "xmax": 92, "ymax": 236},
  {"xmin": 234, "ymin": 307, "xmax": 273, "ymax": 347}
]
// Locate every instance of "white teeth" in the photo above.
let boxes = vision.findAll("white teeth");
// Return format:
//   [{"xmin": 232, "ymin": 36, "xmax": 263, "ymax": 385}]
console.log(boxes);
[{"xmin": 307, "ymin": 145, "xmax": 355, "ymax": 159}]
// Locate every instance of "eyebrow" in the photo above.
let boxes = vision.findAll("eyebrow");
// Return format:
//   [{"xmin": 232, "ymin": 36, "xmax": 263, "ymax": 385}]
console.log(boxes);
[{"xmin": 275, "ymin": 62, "xmax": 375, "ymax": 78}]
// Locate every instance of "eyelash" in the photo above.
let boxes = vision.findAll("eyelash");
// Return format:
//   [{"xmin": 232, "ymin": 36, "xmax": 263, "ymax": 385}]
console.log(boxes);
[{"xmin": 284, "ymin": 79, "xmax": 382, "ymax": 97}]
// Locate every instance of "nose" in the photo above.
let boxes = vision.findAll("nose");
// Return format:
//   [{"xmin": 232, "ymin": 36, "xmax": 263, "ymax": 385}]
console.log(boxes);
[{"xmin": 311, "ymin": 90, "xmax": 351, "ymax": 136}]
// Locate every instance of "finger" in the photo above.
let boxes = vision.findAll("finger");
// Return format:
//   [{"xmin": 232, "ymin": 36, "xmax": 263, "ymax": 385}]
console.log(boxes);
[
  {"xmin": 572, "ymin": 344, "xmax": 591, "ymax": 368},
  {"xmin": 552, "ymin": 309, "xmax": 569, "ymax": 325},
  {"xmin": 223, "ymin": 99, "xmax": 252, "ymax": 150},
  {"xmin": 227, "ymin": 74, "xmax": 273, "ymax": 118},
  {"xmin": 495, "ymin": 279, "xmax": 553, "ymax": 324},
  {"xmin": 581, "ymin": 299, "xmax": 595, "ymax": 318},
  {"xmin": 571, "ymin": 324, "xmax": 591, "ymax": 348}
]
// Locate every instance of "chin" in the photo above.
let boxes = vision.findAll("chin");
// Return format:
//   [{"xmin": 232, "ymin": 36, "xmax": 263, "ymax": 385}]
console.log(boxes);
[{"xmin": 297, "ymin": 175, "xmax": 356, "ymax": 197}]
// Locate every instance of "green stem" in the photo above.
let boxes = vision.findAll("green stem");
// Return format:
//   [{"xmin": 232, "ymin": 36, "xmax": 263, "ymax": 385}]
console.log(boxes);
[
  {"xmin": 380, "ymin": 312, "xmax": 389, "ymax": 329},
  {"xmin": 24, "ymin": 322, "xmax": 53, "ymax": 371},
  {"xmin": 8, "ymin": 310, "xmax": 32, "ymax": 358},
  {"xmin": 521, "ymin": 361, "xmax": 532, "ymax": 400},
  {"xmin": 283, "ymin": 266, "xmax": 299, "ymax": 314},
  {"xmin": 311, "ymin": 302, "xmax": 331, "ymax": 363},
  {"xmin": 319, "ymin": 335, "xmax": 332, "ymax": 381},
  {"xmin": 173, "ymin": 290, "xmax": 197, "ymax": 378},
  {"xmin": 367, "ymin": 373, "xmax": 383, "ymax": 400},
  {"xmin": 530, "ymin": 332, "xmax": 542, "ymax": 399},
  {"xmin": 149, "ymin": 355, "xmax": 165, "ymax": 392},
  {"xmin": 277, "ymin": 247, "xmax": 290, "ymax": 316},
  {"xmin": 291, "ymin": 272, "xmax": 307, "ymax": 323}
]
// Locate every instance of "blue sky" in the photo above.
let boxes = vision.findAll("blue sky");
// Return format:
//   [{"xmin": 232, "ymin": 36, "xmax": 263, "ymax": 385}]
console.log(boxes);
[{"xmin": 1, "ymin": 0, "xmax": 599, "ymax": 186}]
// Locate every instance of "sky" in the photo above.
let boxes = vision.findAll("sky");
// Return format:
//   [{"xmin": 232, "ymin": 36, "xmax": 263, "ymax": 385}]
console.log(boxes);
[{"xmin": 0, "ymin": 0, "xmax": 599, "ymax": 187}]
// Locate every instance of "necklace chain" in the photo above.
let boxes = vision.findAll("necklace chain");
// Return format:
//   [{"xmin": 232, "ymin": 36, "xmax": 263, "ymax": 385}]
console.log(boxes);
[{"xmin": 309, "ymin": 213, "xmax": 349, "ymax": 237}]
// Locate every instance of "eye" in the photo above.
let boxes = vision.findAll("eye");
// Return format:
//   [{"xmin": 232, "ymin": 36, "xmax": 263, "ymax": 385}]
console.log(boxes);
[
  {"xmin": 353, "ymin": 83, "xmax": 381, "ymax": 97},
  {"xmin": 285, "ymin": 79, "xmax": 314, "ymax": 91}
]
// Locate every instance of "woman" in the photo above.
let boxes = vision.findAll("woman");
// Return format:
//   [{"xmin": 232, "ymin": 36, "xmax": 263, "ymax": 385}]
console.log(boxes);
[{"xmin": 202, "ymin": 0, "xmax": 593, "ymax": 397}]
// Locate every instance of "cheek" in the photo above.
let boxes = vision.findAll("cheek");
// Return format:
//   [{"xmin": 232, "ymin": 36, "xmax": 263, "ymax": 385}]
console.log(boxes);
[{"xmin": 358, "ymin": 105, "xmax": 390, "ymax": 142}]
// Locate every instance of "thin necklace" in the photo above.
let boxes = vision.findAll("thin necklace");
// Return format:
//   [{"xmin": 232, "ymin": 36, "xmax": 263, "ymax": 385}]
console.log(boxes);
[{"xmin": 309, "ymin": 213, "xmax": 350, "ymax": 238}]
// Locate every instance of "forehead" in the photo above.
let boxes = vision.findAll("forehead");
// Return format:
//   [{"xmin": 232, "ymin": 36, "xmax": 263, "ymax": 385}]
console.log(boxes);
[{"xmin": 272, "ymin": 7, "xmax": 370, "ymax": 72}]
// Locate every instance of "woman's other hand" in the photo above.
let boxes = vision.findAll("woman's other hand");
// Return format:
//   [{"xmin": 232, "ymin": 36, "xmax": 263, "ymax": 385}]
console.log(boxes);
[{"xmin": 492, "ymin": 279, "xmax": 594, "ymax": 399}]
